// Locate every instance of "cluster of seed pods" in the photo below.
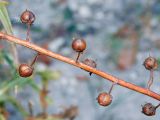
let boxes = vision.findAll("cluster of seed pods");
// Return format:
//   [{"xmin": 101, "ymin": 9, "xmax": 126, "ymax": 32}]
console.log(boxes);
[
  {"xmin": 18, "ymin": 10, "xmax": 37, "ymax": 77},
  {"xmin": 17, "ymin": 10, "xmax": 160, "ymax": 117}
]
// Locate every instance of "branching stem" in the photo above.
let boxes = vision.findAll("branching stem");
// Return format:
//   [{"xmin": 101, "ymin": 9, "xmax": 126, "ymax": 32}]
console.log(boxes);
[{"xmin": 0, "ymin": 32, "xmax": 160, "ymax": 101}]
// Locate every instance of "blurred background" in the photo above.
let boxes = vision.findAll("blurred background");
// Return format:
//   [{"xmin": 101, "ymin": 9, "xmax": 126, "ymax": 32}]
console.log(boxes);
[{"xmin": 0, "ymin": 0, "xmax": 160, "ymax": 120}]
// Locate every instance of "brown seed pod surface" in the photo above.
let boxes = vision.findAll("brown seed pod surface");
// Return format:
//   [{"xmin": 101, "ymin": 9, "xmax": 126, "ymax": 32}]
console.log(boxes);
[
  {"xmin": 97, "ymin": 92, "xmax": 112, "ymax": 106},
  {"xmin": 143, "ymin": 57, "xmax": 158, "ymax": 70},
  {"xmin": 72, "ymin": 38, "xmax": 86, "ymax": 52},
  {"xmin": 20, "ymin": 10, "xmax": 35, "ymax": 25},
  {"xmin": 82, "ymin": 58, "xmax": 97, "ymax": 75},
  {"xmin": 19, "ymin": 64, "xmax": 33, "ymax": 77},
  {"xmin": 82, "ymin": 58, "xmax": 97, "ymax": 68},
  {"xmin": 142, "ymin": 103, "xmax": 156, "ymax": 116}
]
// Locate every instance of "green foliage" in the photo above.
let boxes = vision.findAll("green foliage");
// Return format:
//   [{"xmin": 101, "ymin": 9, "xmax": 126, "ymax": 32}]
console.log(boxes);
[
  {"xmin": 37, "ymin": 70, "xmax": 61, "ymax": 81},
  {"xmin": 0, "ymin": 72, "xmax": 40, "ymax": 116},
  {"xmin": 0, "ymin": 114, "xmax": 5, "ymax": 120},
  {"xmin": 0, "ymin": 1, "xmax": 13, "ymax": 34}
]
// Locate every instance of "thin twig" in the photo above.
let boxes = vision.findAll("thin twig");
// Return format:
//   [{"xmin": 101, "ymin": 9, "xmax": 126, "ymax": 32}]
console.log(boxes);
[
  {"xmin": 26, "ymin": 24, "xmax": 30, "ymax": 42},
  {"xmin": 147, "ymin": 70, "xmax": 154, "ymax": 90},
  {"xmin": 0, "ymin": 32, "xmax": 160, "ymax": 101},
  {"xmin": 155, "ymin": 103, "xmax": 160, "ymax": 109},
  {"xmin": 30, "ymin": 53, "xmax": 39, "ymax": 67},
  {"xmin": 76, "ymin": 52, "xmax": 81, "ymax": 63},
  {"xmin": 108, "ymin": 82, "xmax": 117, "ymax": 94},
  {"xmin": 28, "ymin": 101, "xmax": 33, "ymax": 116}
]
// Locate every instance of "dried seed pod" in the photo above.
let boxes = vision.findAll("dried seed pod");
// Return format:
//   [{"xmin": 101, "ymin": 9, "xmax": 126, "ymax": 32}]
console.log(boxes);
[
  {"xmin": 143, "ymin": 57, "xmax": 158, "ymax": 70},
  {"xmin": 97, "ymin": 82, "xmax": 117, "ymax": 107},
  {"xmin": 143, "ymin": 56, "xmax": 158, "ymax": 89},
  {"xmin": 72, "ymin": 38, "xmax": 86, "ymax": 52},
  {"xmin": 18, "ymin": 53, "xmax": 39, "ymax": 77},
  {"xmin": 20, "ymin": 10, "xmax": 35, "ymax": 25},
  {"xmin": 72, "ymin": 38, "xmax": 86, "ymax": 62},
  {"xmin": 20, "ymin": 10, "xmax": 35, "ymax": 41},
  {"xmin": 19, "ymin": 64, "xmax": 33, "ymax": 77},
  {"xmin": 97, "ymin": 92, "xmax": 112, "ymax": 106},
  {"xmin": 142, "ymin": 103, "xmax": 156, "ymax": 116},
  {"xmin": 82, "ymin": 58, "xmax": 97, "ymax": 76}
]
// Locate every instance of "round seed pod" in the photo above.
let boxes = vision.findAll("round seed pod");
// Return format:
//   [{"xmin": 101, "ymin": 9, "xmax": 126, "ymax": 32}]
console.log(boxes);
[
  {"xmin": 18, "ymin": 64, "xmax": 33, "ymax": 77},
  {"xmin": 72, "ymin": 38, "xmax": 86, "ymax": 52},
  {"xmin": 20, "ymin": 10, "xmax": 35, "ymax": 25},
  {"xmin": 143, "ymin": 57, "xmax": 158, "ymax": 70},
  {"xmin": 97, "ymin": 92, "xmax": 112, "ymax": 106},
  {"xmin": 142, "ymin": 103, "xmax": 156, "ymax": 116}
]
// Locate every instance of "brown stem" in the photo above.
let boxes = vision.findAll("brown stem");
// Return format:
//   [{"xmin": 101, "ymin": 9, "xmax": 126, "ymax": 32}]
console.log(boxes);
[
  {"xmin": 26, "ymin": 24, "xmax": 31, "ymax": 42},
  {"xmin": 30, "ymin": 53, "xmax": 39, "ymax": 67},
  {"xmin": 155, "ymin": 103, "xmax": 160, "ymax": 109},
  {"xmin": 76, "ymin": 52, "xmax": 81, "ymax": 63},
  {"xmin": 28, "ymin": 101, "xmax": 33, "ymax": 116},
  {"xmin": 40, "ymin": 83, "xmax": 48, "ymax": 116},
  {"xmin": 147, "ymin": 70, "xmax": 154, "ymax": 90},
  {"xmin": 0, "ymin": 32, "xmax": 160, "ymax": 101},
  {"xmin": 108, "ymin": 82, "xmax": 117, "ymax": 94}
]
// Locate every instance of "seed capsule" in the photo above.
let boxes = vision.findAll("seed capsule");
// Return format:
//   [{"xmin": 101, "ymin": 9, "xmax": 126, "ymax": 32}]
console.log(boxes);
[
  {"xmin": 72, "ymin": 38, "xmax": 86, "ymax": 53},
  {"xmin": 19, "ymin": 64, "xmax": 33, "ymax": 77},
  {"xmin": 20, "ymin": 10, "xmax": 35, "ymax": 25},
  {"xmin": 143, "ymin": 57, "xmax": 158, "ymax": 70},
  {"xmin": 142, "ymin": 103, "xmax": 156, "ymax": 116},
  {"xmin": 97, "ymin": 92, "xmax": 112, "ymax": 106},
  {"xmin": 72, "ymin": 38, "xmax": 86, "ymax": 62}
]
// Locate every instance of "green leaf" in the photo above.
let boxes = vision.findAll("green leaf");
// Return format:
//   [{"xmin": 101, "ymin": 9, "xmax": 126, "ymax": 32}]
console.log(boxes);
[
  {"xmin": 0, "ymin": 1, "xmax": 13, "ymax": 34},
  {"xmin": 27, "ymin": 79, "xmax": 40, "ymax": 92},
  {"xmin": 0, "ymin": 1, "xmax": 8, "ymax": 6},
  {"xmin": 0, "ymin": 95, "xmax": 28, "ymax": 116},
  {"xmin": 0, "ymin": 1, "xmax": 18, "ymax": 67},
  {"xmin": 2, "ymin": 50, "xmax": 14, "ymax": 68},
  {"xmin": 0, "ymin": 74, "xmax": 32, "ymax": 96},
  {"xmin": 37, "ymin": 70, "xmax": 61, "ymax": 81},
  {"xmin": 0, "ymin": 114, "xmax": 5, "ymax": 120}
]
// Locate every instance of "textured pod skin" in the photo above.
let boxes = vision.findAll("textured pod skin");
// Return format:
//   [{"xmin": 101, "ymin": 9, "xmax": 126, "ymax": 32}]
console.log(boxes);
[
  {"xmin": 72, "ymin": 38, "xmax": 86, "ymax": 52},
  {"xmin": 142, "ymin": 103, "xmax": 156, "ymax": 116},
  {"xmin": 82, "ymin": 58, "xmax": 97, "ymax": 68},
  {"xmin": 97, "ymin": 92, "xmax": 112, "ymax": 106},
  {"xmin": 143, "ymin": 57, "xmax": 158, "ymax": 70},
  {"xmin": 82, "ymin": 58, "xmax": 97, "ymax": 75},
  {"xmin": 18, "ymin": 64, "xmax": 33, "ymax": 77},
  {"xmin": 20, "ymin": 10, "xmax": 35, "ymax": 25}
]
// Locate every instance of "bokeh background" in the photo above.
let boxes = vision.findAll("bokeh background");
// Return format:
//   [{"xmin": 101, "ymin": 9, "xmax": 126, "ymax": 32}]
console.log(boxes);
[{"xmin": 1, "ymin": 0, "xmax": 160, "ymax": 120}]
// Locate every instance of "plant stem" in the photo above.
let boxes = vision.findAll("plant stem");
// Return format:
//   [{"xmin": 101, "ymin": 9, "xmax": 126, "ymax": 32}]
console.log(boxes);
[
  {"xmin": 0, "ymin": 32, "xmax": 160, "ymax": 101},
  {"xmin": 155, "ymin": 103, "xmax": 160, "ymax": 109},
  {"xmin": 147, "ymin": 70, "xmax": 154, "ymax": 90},
  {"xmin": 28, "ymin": 101, "xmax": 33, "ymax": 116},
  {"xmin": 76, "ymin": 52, "xmax": 81, "ymax": 63},
  {"xmin": 30, "ymin": 53, "xmax": 39, "ymax": 67},
  {"xmin": 108, "ymin": 82, "xmax": 116, "ymax": 94},
  {"xmin": 26, "ymin": 24, "xmax": 30, "ymax": 42}
]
